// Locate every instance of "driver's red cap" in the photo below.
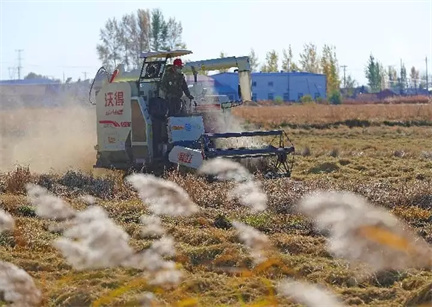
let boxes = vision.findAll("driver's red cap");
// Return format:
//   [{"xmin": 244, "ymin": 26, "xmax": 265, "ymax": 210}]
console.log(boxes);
[{"xmin": 173, "ymin": 58, "xmax": 183, "ymax": 67}]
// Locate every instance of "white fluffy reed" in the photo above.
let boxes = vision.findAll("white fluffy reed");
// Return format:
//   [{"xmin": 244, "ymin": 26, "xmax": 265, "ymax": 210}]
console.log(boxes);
[
  {"xmin": 198, "ymin": 158, "xmax": 268, "ymax": 212},
  {"xmin": 297, "ymin": 190, "xmax": 432, "ymax": 271},
  {"xmin": 232, "ymin": 221, "xmax": 271, "ymax": 264},
  {"xmin": 0, "ymin": 209, "xmax": 14, "ymax": 233},
  {"xmin": 53, "ymin": 206, "xmax": 135, "ymax": 270},
  {"xmin": 23, "ymin": 183, "xmax": 182, "ymax": 286},
  {"xmin": 228, "ymin": 180, "xmax": 268, "ymax": 213},
  {"xmin": 122, "ymin": 235, "xmax": 182, "ymax": 286},
  {"xmin": 277, "ymin": 278, "xmax": 345, "ymax": 307},
  {"xmin": 125, "ymin": 174, "xmax": 199, "ymax": 217},
  {"xmin": 0, "ymin": 261, "xmax": 42, "ymax": 307},
  {"xmin": 140, "ymin": 215, "xmax": 166, "ymax": 238},
  {"xmin": 25, "ymin": 183, "xmax": 76, "ymax": 220},
  {"xmin": 198, "ymin": 157, "xmax": 253, "ymax": 182}
]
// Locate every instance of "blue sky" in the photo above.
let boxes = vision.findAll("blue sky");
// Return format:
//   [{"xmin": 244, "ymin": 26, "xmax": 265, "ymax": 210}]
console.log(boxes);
[{"xmin": 1, "ymin": 0, "xmax": 431, "ymax": 86}]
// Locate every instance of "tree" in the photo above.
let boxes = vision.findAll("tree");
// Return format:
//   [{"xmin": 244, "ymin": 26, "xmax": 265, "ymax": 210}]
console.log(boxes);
[
  {"xmin": 260, "ymin": 50, "xmax": 278, "ymax": 72},
  {"xmin": 387, "ymin": 66, "xmax": 398, "ymax": 89},
  {"xmin": 365, "ymin": 54, "xmax": 384, "ymax": 93},
  {"xmin": 281, "ymin": 45, "xmax": 299, "ymax": 71},
  {"xmin": 299, "ymin": 43, "xmax": 320, "ymax": 73},
  {"xmin": 249, "ymin": 48, "xmax": 259, "ymax": 72},
  {"xmin": 399, "ymin": 62, "xmax": 407, "ymax": 93},
  {"xmin": 410, "ymin": 66, "xmax": 420, "ymax": 88},
  {"xmin": 320, "ymin": 44, "xmax": 340, "ymax": 96},
  {"xmin": 137, "ymin": 9, "xmax": 152, "ymax": 54},
  {"xmin": 165, "ymin": 17, "xmax": 186, "ymax": 50},
  {"xmin": 96, "ymin": 8, "xmax": 185, "ymax": 71},
  {"xmin": 24, "ymin": 72, "xmax": 47, "ymax": 79},
  {"xmin": 419, "ymin": 73, "xmax": 427, "ymax": 89},
  {"xmin": 150, "ymin": 9, "xmax": 168, "ymax": 51},
  {"xmin": 344, "ymin": 75, "xmax": 357, "ymax": 97},
  {"xmin": 219, "ymin": 51, "xmax": 229, "ymax": 73},
  {"xmin": 378, "ymin": 63, "xmax": 387, "ymax": 91},
  {"xmin": 96, "ymin": 17, "xmax": 124, "ymax": 72},
  {"xmin": 24, "ymin": 72, "xmax": 61, "ymax": 82}
]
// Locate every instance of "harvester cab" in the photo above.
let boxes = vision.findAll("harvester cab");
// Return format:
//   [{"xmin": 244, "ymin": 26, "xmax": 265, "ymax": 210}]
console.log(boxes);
[{"xmin": 90, "ymin": 49, "xmax": 295, "ymax": 177}]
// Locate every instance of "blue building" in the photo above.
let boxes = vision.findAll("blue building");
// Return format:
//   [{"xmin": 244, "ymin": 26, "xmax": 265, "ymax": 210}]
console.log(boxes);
[{"xmin": 211, "ymin": 71, "xmax": 327, "ymax": 102}]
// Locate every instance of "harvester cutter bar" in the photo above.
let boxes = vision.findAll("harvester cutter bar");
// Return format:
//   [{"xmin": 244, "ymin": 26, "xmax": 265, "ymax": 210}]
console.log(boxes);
[
  {"xmin": 204, "ymin": 146, "xmax": 294, "ymax": 159},
  {"xmin": 200, "ymin": 129, "xmax": 295, "ymax": 178},
  {"xmin": 203, "ymin": 130, "xmax": 284, "ymax": 139},
  {"xmin": 202, "ymin": 129, "xmax": 295, "ymax": 159}
]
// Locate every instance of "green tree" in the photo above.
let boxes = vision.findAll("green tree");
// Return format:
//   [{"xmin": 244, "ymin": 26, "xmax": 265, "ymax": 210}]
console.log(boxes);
[
  {"xmin": 282, "ymin": 45, "xmax": 299, "ymax": 71},
  {"xmin": 24, "ymin": 72, "xmax": 61, "ymax": 82},
  {"xmin": 320, "ymin": 44, "xmax": 340, "ymax": 96},
  {"xmin": 24, "ymin": 72, "xmax": 47, "ymax": 79},
  {"xmin": 365, "ymin": 54, "xmax": 383, "ymax": 93},
  {"xmin": 329, "ymin": 90, "xmax": 342, "ymax": 104},
  {"xmin": 260, "ymin": 50, "xmax": 278, "ymax": 72},
  {"xmin": 249, "ymin": 48, "xmax": 259, "ymax": 72},
  {"xmin": 299, "ymin": 43, "xmax": 321, "ymax": 73},
  {"xmin": 150, "ymin": 9, "xmax": 168, "ymax": 51}
]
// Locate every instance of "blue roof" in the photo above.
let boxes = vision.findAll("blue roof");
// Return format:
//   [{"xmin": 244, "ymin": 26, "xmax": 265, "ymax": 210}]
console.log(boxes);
[{"xmin": 212, "ymin": 71, "xmax": 325, "ymax": 77}]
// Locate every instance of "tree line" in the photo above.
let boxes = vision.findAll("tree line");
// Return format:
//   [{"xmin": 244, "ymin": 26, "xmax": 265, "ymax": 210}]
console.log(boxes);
[
  {"xmin": 96, "ymin": 9, "xmax": 428, "ymax": 97},
  {"xmin": 364, "ymin": 55, "xmax": 426, "ymax": 93},
  {"xmin": 246, "ymin": 44, "xmax": 342, "ymax": 98}
]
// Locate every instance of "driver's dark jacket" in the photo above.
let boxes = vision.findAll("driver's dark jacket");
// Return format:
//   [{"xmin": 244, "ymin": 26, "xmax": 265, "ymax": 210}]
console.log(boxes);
[{"xmin": 160, "ymin": 68, "xmax": 192, "ymax": 100}]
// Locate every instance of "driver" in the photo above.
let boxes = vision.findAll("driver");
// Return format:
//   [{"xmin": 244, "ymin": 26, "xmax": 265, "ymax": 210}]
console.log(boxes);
[{"xmin": 160, "ymin": 58, "xmax": 194, "ymax": 116}]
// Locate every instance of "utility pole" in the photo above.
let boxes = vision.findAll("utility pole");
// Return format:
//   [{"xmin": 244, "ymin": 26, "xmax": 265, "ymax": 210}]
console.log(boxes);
[
  {"xmin": 8, "ymin": 67, "xmax": 15, "ymax": 79},
  {"xmin": 426, "ymin": 56, "xmax": 429, "ymax": 92},
  {"xmin": 82, "ymin": 72, "xmax": 88, "ymax": 80},
  {"xmin": 341, "ymin": 65, "xmax": 347, "ymax": 88},
  {"xmin": 16, "ymin": 49, "xmax": 23, "ymax": 79}
]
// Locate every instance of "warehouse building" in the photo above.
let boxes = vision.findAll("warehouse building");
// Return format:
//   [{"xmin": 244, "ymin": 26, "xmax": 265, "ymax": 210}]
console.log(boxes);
[{"xmin": 211, "ymin": 71, "xmax": 327, "ymax": 102}]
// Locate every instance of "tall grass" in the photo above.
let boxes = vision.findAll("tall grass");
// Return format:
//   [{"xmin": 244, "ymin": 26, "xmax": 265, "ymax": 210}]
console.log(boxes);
[{"xmin": 2, "ymin": 158, "xmax": 431, "ymax": 306}]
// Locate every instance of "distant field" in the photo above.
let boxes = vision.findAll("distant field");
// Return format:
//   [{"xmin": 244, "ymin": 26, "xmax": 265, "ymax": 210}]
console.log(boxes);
[
  {"xmin": 1, "ymin": 103, "xmax": 432, "ymax": 306},
  {"xmin": 232, "ymin": 103, "xmax": 432, "ymax": 128}
]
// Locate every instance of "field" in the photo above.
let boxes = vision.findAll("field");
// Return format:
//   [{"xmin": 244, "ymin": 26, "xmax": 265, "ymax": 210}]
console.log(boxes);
[{"xmin": 1, "ymin": 102, "xmax": 432, "ymax": 306}]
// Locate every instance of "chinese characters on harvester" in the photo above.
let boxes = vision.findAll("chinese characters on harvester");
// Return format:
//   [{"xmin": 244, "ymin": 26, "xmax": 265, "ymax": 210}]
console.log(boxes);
[{"xmin": 105, "ymin": 91, "xmax": 124, "ymax": 116}]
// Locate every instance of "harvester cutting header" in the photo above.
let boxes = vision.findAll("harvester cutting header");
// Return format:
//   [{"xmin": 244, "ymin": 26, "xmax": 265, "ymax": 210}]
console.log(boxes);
[{"xmin": 90, "ymin": 49, "xmax": 295, "ymax": 177}]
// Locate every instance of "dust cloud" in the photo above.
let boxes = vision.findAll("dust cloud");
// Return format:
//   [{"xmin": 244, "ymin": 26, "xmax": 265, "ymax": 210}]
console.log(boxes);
[{"xmin": 0, "ymin": 98, "xmax": 97, "ymax": 174}]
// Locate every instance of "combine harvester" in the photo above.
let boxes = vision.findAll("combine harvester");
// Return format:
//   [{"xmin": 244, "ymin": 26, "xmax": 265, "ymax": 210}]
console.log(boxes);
[{"xmin": 89, "ymin": 50, "xmax": 295, "ymax": 178}]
